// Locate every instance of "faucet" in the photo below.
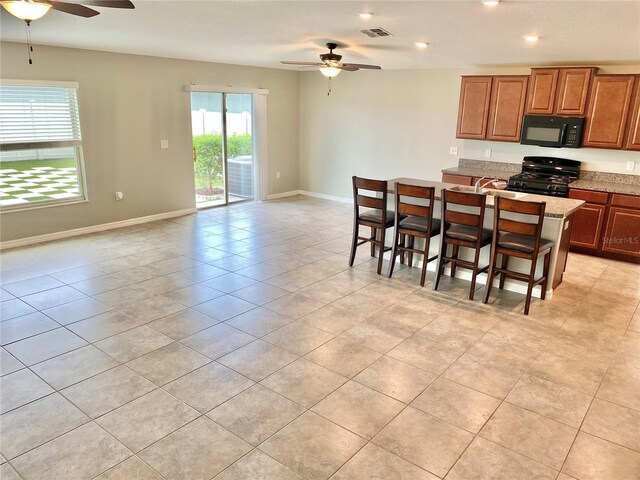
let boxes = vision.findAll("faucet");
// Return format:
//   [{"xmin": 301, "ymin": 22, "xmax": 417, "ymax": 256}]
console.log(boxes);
[{"xmin": 473, "ymin": 177, "xmax": 504, "ymax": 193}]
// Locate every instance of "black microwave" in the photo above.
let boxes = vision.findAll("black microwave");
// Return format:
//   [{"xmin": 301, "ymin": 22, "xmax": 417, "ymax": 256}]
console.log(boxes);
[{"xmin": 520, "ymin": 115, "xmax": 584, "ymax": 148}]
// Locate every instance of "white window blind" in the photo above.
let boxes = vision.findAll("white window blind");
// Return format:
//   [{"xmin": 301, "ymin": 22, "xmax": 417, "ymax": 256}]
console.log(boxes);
[{"xmin": 0, "ymin": 84, "xmax": 82, "ymax": 150}]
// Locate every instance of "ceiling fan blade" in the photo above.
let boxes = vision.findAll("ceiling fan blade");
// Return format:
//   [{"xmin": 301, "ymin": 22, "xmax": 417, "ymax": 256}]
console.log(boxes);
[
  {"xmin": 341, "ymin": 63, "xmax": 382, "ymax": 70},
  {"xmin": 281, "ymin": 61, "xmax": 324, "ymax": 66},
  {"xmin": 78, "ymin": 0, "xmax": 135, "ymax": 8},
  {"xmin": 339, "ymin": 65, "xmax": 359, "ymax": 71},
  {"xmin": 47, "ymin": 1, "xmax": 100, "ymax": 17}
]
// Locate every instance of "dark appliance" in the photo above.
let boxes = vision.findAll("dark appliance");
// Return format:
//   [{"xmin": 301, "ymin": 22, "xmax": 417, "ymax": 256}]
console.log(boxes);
[
  {"xmin": 520, "ymin": 115, "xmax": 584, "ymax": 148},
  {"xmin": 507, "ymin": 156, "xmax": 581, "ymax": 197}
]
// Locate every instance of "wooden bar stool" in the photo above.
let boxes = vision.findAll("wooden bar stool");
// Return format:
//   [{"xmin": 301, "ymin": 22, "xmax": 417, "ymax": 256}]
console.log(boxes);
[
  {"xmin": 388, "ymin": 182, "xmax": 440, "ymax": 286},
  {"xmin": 433, "ymin": 189, "xmax": 492, "ymax": 300},
  {"xmin": 349, "ymin": 176, "xmax": 401, "ymax": 275},
  {"xmin": 483, "ymin": 196, "xmax": 553, "ymax": 315}
]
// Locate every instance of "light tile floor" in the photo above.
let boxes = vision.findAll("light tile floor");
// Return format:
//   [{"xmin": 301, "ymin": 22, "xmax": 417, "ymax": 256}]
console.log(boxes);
[{"xmin": 1, "ymin": 195, "xmax": 639, "ymax": 480}]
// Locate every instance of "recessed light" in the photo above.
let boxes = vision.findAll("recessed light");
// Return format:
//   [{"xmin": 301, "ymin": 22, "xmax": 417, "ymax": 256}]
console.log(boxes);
[
  {"xmin": 415, "ymin": 41, "xmax": 429, "ymax": 49},
  {"xmin": 359, "ymin": 12, "xmax": 373, "ymax": 19},
  {"xmin": 482, "ymin": 0, "xmax": 500, "ymax": 6},
  {"xmin": 523, "ymin": 34, "xmax": 541, "ymax": 42}
]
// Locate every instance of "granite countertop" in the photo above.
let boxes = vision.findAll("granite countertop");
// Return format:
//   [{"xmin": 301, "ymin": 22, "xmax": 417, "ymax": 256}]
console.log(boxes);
[
  {"xmin": 389, "ymin": 177, "xmax": 584, "ymax": 218},
  {"xmin": 441, "ymin": 166, "xmax": 518, "ymax": 180},
  {"xmin": 570, "ymin": 180, "xmax": 640, "ymax": 196}
]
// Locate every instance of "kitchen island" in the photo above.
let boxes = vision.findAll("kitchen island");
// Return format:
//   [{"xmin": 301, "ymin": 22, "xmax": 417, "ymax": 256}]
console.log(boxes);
[{"xmin": 385, "ymin": 178, "xmax": 585, "ymax": 298}]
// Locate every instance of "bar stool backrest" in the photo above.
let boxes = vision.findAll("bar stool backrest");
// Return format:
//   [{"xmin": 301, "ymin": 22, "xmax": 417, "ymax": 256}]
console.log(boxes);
[
  {"xmin": 441, "ymin": 189, "xmax": 487, "ymax": 241},
  {"xmin": 394, "ymin": 183, "xmax": 435, "ymax": 222},
  {"xmin": 494, "ymin": 197, "xmax": 546, "ymax": 239},
  {"xmin": 352, "ymin": 176, "xmax": 388, "ymax": 222}
]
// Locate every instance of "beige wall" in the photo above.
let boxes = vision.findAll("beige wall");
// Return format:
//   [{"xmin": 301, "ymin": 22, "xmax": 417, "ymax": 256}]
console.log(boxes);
[
  {"xmin": 300, "ymin": 65, "xmax": 640, "ymax": 199},
  {"xmin": 0, "ymin": 42, "xmax": 300, "ymax": 242}
]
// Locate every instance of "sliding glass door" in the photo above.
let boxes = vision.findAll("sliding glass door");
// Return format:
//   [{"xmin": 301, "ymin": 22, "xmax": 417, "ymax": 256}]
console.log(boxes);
[{"xmin": 190, "ymin": 92, "xmax": 253, "ymax": 208}]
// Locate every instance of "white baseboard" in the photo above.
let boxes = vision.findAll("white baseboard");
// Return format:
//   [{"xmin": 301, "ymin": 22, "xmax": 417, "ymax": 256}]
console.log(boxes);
[
  {"xmin": 266, "ymin": 190, "xmax": 301, "ymax": 200},
  {"xmin": 297, "ymin": 190, "xmax": 351, "ymax": 204},
  {"xmin": 0, "ymin": 208, "xmax": 197, "ymax": 251}
]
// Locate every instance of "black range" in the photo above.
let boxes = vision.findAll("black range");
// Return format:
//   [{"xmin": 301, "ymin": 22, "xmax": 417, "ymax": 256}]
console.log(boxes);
[{"xmin": 507, "ymin": 156, "xmax": 581, "ymax": 198}]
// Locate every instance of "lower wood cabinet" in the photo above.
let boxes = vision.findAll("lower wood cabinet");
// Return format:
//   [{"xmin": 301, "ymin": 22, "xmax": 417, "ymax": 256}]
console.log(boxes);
[
  {"xmin": 571, "ymin": 203, "xmax": 607, "ymax": 249},
  {"xmin": 442, "ymin": 173, "xmax": 474, "ymax": 186},
  {"xmin": 603, "ymin": 207, "xmax": 640, "ymax": 256},
  {"xmin": 569, "ymin": 188, "xmax": 640, "ymax": 262}
]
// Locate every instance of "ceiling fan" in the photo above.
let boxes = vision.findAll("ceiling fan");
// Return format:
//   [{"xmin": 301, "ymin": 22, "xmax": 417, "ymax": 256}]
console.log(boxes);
[
  {"xmin": 1, "ymin": 0, "xmax": 134, "ymax": 21},
  {"xmin": 281, "ymin": 42, "xmax": 381, "ymax": 78},
  {"xmin": 1, "ymin": 0, "xmax": 135, "ymax": 63}
]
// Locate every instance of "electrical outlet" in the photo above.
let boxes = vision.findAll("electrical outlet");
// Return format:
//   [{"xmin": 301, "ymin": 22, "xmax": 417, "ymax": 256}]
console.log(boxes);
[
  {"xmin": 276, "ymin": 172, "xmax": 281, "ymax": 179},
  {"xmin": 485, "ymin": 149, "xmax": 492, "ymax": 158},
  {"xmin": 627, "ymin": 160, "xmax": 636, "ymax": 171},
  {"xmin": 115, "ymin": 192, "xmax": 124, "ymax": 201},
  {"xmin": 449, "ymin": 147, "xmax": 458, "ymax": 155},
  {"xmin": 160, "ymin": 140, "xmax": 169, "ymax": 149}
]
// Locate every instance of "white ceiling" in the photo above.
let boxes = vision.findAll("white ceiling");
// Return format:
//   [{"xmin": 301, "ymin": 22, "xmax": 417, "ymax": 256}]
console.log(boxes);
[{"xmin": 1, "ymin": 1, "xmax": 639, "ymax": 70}]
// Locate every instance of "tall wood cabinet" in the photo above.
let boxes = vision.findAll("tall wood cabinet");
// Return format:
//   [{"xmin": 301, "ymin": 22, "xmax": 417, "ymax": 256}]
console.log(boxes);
[
  {"xmin": 456, "ymin": 77, "xmax": 492, "ymax": 139},
  {"xmin": 487, "ymin": 76, "xmax": 528, "ymax": 142},
  {"xmin": 526, "ymin": 67, "xmax": 595, "ymax": 116},
  {"xmin": 582, "ymin": 75, "xmax": 635, "ymax": 149}
]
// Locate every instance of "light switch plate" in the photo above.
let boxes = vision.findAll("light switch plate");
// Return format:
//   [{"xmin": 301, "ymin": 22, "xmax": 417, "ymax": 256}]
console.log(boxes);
[
  {"xmin": 485, "ymin": 149, "xmax": 492, "ymax": 158},
  {"xmin": 627, "ymin": 160, "xmax": 635, "ymax": 171},
  {"xmin": 449, "ymin": 147, "xmax": 458, "ymax": 155},
  {"xmin": 160, "ymin": 140, "xmax": 169, "ymax": 149}
]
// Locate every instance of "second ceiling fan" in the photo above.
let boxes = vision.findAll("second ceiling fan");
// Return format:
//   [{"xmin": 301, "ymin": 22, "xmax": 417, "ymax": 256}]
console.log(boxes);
[{"xmin": 281, "ymin": 42, "xmax": 381, "ymax": 78}]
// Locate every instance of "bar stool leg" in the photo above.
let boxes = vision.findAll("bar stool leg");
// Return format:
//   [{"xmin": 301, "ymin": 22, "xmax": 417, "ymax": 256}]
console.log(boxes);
[
  {"xmin": 483, "ymin": 245, "xmax": 498, "ymax": 305},
  {"xmin": 450, "ymin": 245, "xmax": 459, "ymax": 278},
  {"xmin": 540, "ymin": 251, "xmax": 551, "ymax": 300},
  {"xmin": 420, "ymin": 237, "xmax": 431, "ymax": 287},
  {"xmin": 468, "ymin": 246, "xmax": 481, "ymax": 300},
  {"xmin": 399, "ymin": 234, "xmax": 406, "ymax": 265},
  {"xmin": 349, "ymin": 222, "xmax": 359, "ymax": 267},
  {"xmin": 377, "ymin": 227, "xmax": 386, "ymax": 275},
  {"xmin": 370, "ymin": 228, "xmax": 377, "ymax": 257},
  {"xmin": 388, "ymin": 228, "xmax": 400, "ymax": 279},
  {"xmin": 499, "ymin": 254, "xmax": 509, "ymax": 289},
  {"xmin": 433, "ymin": 239, "xmax": 447, "ymax": 291},
  {"xmin": 523, "ymin": 257, "xmax": 538, "ymax": 315},
  {"xmin": 407, "ymin": 235, "xmax": 415, "ymax": 267}
]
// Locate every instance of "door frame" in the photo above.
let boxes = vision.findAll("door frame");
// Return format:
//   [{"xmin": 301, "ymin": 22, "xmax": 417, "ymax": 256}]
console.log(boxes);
[{"xmin": 188, "ymin": 84, "xmax": 269, "ymax": 205}]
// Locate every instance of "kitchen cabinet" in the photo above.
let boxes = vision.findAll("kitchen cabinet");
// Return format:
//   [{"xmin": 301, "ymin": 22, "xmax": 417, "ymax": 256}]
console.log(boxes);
[
  {"xmin": 569, "ymin": 188, "xmax": 640, "ymax": 262},
  {"xmin": 526, "ymin": 67, "xmax": 594, "ymax": 116},
  {"xmin": 487, "ymin": 76, "xmax": 528, "ymax": 142},
  {"xmin": 569, "ymin": 189, "xmax": 608, "ymax": 250},
  {"xmin": 583, "ymin": 75, "xmax": 635, "ymax": 149},
  {"xmin": 625, "ymin": 76, "xmax": 640, "ymax": 150},
  {"xmin": 456, "ymin": 76, "xmax": 492, "ymax": 139},
  {"xmin": 556, "ymin": 68, "xmax": 595, "ymax": 115},
  {"xmin": 603, "ymin": 207, "xmax": 640, "ymax": 256},
  {"xmin": 442, "ymin": 173, "xmax": 474, "ymax": 186}
]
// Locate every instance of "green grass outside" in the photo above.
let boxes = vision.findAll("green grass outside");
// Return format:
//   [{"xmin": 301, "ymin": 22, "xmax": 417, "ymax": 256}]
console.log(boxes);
[{"xmin": 0, "ymin": 158, "xmax": 77, "ymax": 171}]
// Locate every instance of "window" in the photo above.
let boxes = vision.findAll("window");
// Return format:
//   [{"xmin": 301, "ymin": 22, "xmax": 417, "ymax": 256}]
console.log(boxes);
[{"xmin": 0, "ymin": 81, "xmax": 87, "ymax": 211}]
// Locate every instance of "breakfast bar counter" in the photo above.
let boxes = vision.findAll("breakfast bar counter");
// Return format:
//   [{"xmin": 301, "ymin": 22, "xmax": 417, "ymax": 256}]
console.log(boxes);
[{"xmin": 384, "ymin": 178, "xmax": 585, "ymax": 297}]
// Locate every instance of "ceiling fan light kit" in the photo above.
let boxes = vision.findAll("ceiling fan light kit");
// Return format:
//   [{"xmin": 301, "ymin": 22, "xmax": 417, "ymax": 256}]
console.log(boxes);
[
  {"xmin": 1, "ymin": 0, "xmax": 50, "ymax": 20},
  {"xmin": 2, "ymin": 0, "xmax": 135, "ymax": 64}
]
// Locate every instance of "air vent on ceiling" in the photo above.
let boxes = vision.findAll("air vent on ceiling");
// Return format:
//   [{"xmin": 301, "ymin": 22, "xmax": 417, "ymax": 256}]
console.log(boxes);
[{"xmin": 360, "ymin": 28, "xmax": 392, "ymax": 38}]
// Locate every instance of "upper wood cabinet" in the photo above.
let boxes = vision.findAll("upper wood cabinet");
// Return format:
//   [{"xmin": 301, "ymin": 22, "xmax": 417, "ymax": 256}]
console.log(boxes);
[
  {"xmin": 526, "ymin": 67, "xmax": 595, "ymax": 116},
  {"xmin": 487, "ymin": 76, "xmax": 528, "ymax": 142},
  {"xmin": 625, "ymin": 76, "xmax": 640, "ymax": 150},
  {"xmin": 583, "ymin": 75, "xmax": 635, "ymax": 149},
  {"xmin": 526, "ymin": 68, "xmax": 559, "ymax": 115},
  {"xmin": 556, "ymin": 68, "xmax": 595, "ymax": 115},
  {"xmin": 456, "ymin": 76, "xmax": 493, "ymax": 139}
]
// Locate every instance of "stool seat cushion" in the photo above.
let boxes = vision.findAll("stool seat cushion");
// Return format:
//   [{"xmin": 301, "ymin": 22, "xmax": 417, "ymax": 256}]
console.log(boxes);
[
  {"xmin": 359, "ymin": 209, "xmax": 399, "ymax": 227},
  {"xmin": 498, "ymin": 233, "xmax": 554, "ymax": 254},
  {"xmin": 399, "ymin": 216, "xmax": 441, "ymax": 235},
  {"xmin": 446, "ymin": 224, "xmax": 492, "ymax": 243}
]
